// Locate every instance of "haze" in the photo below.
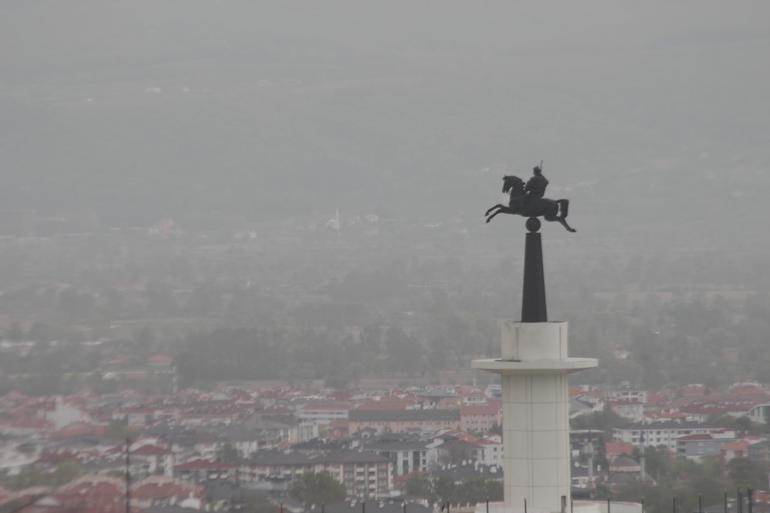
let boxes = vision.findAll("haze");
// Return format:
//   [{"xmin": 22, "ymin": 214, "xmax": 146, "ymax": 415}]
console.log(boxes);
[
  {"xmin": 1, "ymin": 3, "xmax": 770, "ymax": 511},
  {"xmin": 2, "ymin": 1, "xmax": 769, "ymax": 246}
]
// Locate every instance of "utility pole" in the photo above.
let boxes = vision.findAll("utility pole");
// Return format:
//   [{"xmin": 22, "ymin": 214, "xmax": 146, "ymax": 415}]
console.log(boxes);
[
  {"xmin": 125, "ymin": 437, "xmax": 132, "ymax": 513},
  {"xmin": 639, "ymin": 433, "xmax": 647, "ymax": 482},
  {"xmin": 748, "ymin": 488, "xmax": 753, "ymax": 513}
]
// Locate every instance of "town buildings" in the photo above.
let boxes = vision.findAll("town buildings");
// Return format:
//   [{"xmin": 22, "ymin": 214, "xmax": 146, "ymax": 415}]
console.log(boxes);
[{"xmin": 2, "ymin": 381, "xmax": 770, "ymax": 511}]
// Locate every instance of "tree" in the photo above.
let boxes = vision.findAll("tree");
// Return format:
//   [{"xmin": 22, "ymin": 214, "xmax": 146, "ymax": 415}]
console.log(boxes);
[
  {"xmin": 242, "ymin": 496, "xmax": 281, "ymax": 513},
  {"xmin": 456, "ymin": 478, "xmax": 503, "ymax": 505},
  {"xmin": 434, "ymin": 476, "xmax": 455, "ymax": 504},
  {"xmin": 217, "ymin": 443, "xmax": 241, "ymax": 464},
  {"xmin": 405, "ymin": 474, "xmax": 435, "ymax": 502},
  {"xmin": 10, "ymin": 461, "xmax": 83, "ymax": 489},
  {"xmin": 430, "ymin": 476, "xmax": 502, "ymax": 506},
  {"xmin": 735, "ymin": 416, "xmax": 753, "ymax": 434},
  {"xmin": 290, "ymin": 472, "xmax": 346, "ymax": 505},
  {"xmin": 594, "ymin": 483, "xmax": 612, "ymax": 500},
  {"xmin": 641, "ymin": 446, "xmax": 674, "ymax": 483},
  {"xmin": 570, "ymin": 404, "xmax": 627, "ymax": 431},
  {"xmin": 105, "ymin": 418, "xmax": 131, "ymax": 441},
  {"xmin": 728, "ymin": 457, "xmax": 765, "ymax": 490},
  {"xmin": 384, "ymin": 325, "xmax": 424, "ymax": 375}
]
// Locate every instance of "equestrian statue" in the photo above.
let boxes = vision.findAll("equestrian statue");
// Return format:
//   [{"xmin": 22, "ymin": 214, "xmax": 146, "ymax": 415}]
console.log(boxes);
[{"xmin": 484, "ymin": 165, "xmax": 576, "ymax": 232}]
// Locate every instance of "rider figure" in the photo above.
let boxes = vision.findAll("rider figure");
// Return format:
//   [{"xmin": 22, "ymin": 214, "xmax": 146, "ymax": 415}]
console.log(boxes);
[{"xmin": 525, "ymin": 166, "xmax": 548, "ymax": 199}]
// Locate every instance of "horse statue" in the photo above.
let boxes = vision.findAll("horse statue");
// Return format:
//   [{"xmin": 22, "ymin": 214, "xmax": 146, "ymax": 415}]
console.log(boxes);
[{"xmin": 484, "ymin": 175, "xmax": 576, "ymax": 232}]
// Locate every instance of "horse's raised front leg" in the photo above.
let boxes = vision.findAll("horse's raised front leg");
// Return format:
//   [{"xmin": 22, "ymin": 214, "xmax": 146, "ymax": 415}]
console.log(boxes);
[
  {"xmin": 485, "ymin": 204, "xmax": 504, "ymax": 217},
  {"xmin": 485, "ymin": 206, "xmax": 511, "ymax": 223}
]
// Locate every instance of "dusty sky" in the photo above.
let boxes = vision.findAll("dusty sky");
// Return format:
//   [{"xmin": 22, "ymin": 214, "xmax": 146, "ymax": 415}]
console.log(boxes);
[{"xmin": 1, "ymin": 0, "xmax": 769, "ymax": 246}]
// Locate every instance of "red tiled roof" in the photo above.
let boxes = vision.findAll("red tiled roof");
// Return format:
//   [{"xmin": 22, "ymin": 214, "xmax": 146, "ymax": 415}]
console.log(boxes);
[
  {"xmin": 605, "ymin": 441, "xmax": 635, "ymax": 458},
  {"xmin": 39, "ymin": 450, "xmax": 80, "ymax": 464},
  {"xmin": 645, "ymin": 392, "xmax": 671, "ymax": 406},
  {"xmin": 53, "ymin": 422, "xmax": 106, "ymax": 439},
  {"xmin": 0, "ymin": 415, "xmax": 52, "ymax": 430},
  {"xmin": 175, "ymin": 459, "xmax": 233, "ymax": 471},
  {"xmin": 444, "ymin": 431, "xmax": 484, "ymax": 445},
  {"xmin": 460, "ymin": 403, "xmax": 500, "ymax": 416},
  {"xmin": 147, "ymin": 354, "xmax": 174, "ymax": 366},
  {"xmin": 722, "ymin": 440, "xmax": 749, "ymax": 452},
  {"xmin": 679, "ymin": 384, "xmax": 708, "ymax": 397},
  {"xmin": 355, "ymin": 399, "xmax": 417, "ymax": 411},
  {"xmin": 677, "ymin": 434, "xmax": 713, "ymax": 441},
  {"xmin": 609, "ymin": 399, "xmax": 644, "ymax": 406},
  {"xmin": 132, "ymin": 444, "xmax": 171, "ymax": 456},
  {"xmin": 131, "ymin": 478, "xmax": 201, "ymax": 501},
  {"xmin": 299, "ymin": 402, "xmax": 351, "ymax": 411}
]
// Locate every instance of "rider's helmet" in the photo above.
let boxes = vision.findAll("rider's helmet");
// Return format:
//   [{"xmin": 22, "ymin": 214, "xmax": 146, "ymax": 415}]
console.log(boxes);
[{"xmin": 533, "ymin": 166, "xmax": 542, "ymax": 175}]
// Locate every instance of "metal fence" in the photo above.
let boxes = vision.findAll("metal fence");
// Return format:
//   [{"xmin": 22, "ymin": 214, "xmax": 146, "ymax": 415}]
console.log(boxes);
[{"xmin": 277, "ymin": 489, "xmax": 761, "ymax": 513}]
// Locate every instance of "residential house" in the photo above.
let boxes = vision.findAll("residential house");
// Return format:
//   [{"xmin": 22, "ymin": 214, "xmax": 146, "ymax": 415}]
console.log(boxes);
[
  {"xmin": 609, "ymin": 455, "xmax": 641, "ymax": 474},
  {"xmin": 608, "ymin": 400, "xmax": 645, "ymax": 422},
  {"xmin": 362, "ymin": 435, "xmax": 429, "ymax": 476},
  {"xmin": 348, "ymin": 409, "xmax": 460, "ymax": 434},
  {"xmin": 296, "ymin": 403, "xmax": 350, "ymax": 424},
  {"xmin": 477, "ymin": 435, "xmax": 503, "ymax": 467},
  {"xmin": 614, "ymin": 422, "xmax": 728, "ymax": 451},
  {"xmin": 175, "ymin": 459, "xmax": 235, "ymax": 482},
  {"xmin": 608, "ymin": 386, "xmax": 648, "ymax": 405},
  {"xmin": 130, "ymin": 443, "xmax": 175, "ymax": 477},
  {"xmin": 130, "ymin": 476, "xmax": 204, "ymax": 511},
  {"xmin": 747, "ymin": 403, "xmax": 770, "ymax": 424},
  {"xmin": 242, "ymin": 449, "xmax": 393, "ymax": 498},
  {"xmin": 605, "ymin": 441, "xmax": 635, "ymax": 460},
  {"xmin": 676, "ymin": 432, "xmax": 736, "ymax": 461},
  {"xmin": 459, "ymin": 402, "xmax": 500, "ymax": 433}
]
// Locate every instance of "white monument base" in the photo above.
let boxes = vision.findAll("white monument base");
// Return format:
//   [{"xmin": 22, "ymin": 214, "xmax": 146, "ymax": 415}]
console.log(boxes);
[
  {"xmin": 472, "ymin": 322, "xmax": 597, "ymax": 513},
  {"xmin": 475, "ymin": 500, "xmax": 643, "ymax": 513}
]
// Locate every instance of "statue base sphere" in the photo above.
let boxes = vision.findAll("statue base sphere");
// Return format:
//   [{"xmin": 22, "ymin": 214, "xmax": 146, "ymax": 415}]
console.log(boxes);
[{"xmin": 526, "ymin": 217, "xmax": 541, "ymax": 232}]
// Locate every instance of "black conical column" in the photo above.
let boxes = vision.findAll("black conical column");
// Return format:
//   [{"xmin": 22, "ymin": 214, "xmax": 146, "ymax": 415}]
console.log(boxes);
[{"xmin": 521, "ymin": 218, "xmax": 547, "ymax": 322}]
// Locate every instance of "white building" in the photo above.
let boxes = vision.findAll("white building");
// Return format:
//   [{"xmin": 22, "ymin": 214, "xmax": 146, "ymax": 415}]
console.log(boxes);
[
  {"xmin": 614, "ymin": 422, "xmax": 727, "ymax": 451},
  {"xmin": 363, "ymin": 437, "xmax": 429, "ymax": 476},
  {"xmin": 296, "ymin": 404, "xmax": 349, "ymax": 424},
  {"xmin": 477, "ymin": 435, "xmax": 503, "ymax": 467},
  {"xmin": 608, "ymin": 386, "xmax": 648, "ymax": 404},
  {"xmin": 747, "ymin": 403, "xmax": 770, "ymax": 424},
  {"xmin": 609, "ymin": 400, "xmax": 645, "ymax": 422}
]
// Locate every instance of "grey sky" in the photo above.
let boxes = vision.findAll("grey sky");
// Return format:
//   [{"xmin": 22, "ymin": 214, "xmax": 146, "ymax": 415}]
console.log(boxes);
[{"xmin": 1, "ymin": 0, "xmax": 769, "ymax": 246}]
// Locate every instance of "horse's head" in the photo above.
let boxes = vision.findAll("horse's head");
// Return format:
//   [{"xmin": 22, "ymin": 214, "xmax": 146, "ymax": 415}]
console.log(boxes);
[{"xmin": 502, "ymin": 175, "xmax": 525, "ymax": 196}]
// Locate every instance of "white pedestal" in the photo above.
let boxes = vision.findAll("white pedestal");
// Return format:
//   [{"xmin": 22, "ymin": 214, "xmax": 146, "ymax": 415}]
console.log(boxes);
[
  {"xmin": 476, "ymin": 500, "xmax": 643, "ymax": 513},
  {"xmin": 473, "ymin": 321, "xmax": 597, "ymax": 513}
]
